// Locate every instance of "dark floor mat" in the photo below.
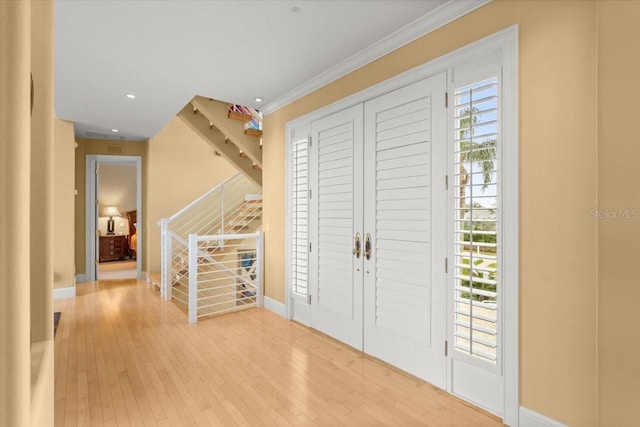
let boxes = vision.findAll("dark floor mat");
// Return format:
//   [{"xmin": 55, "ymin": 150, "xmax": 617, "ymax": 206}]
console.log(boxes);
[{"xmin": 54, "ymin": 312, "xmax": 61, "ymax": 337}]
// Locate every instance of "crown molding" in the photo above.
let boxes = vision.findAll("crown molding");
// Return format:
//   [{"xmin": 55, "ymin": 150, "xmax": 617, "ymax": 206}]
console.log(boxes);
[{"xmin": 262, "ymin": 0, "xmax": 491, "ymax": 115}]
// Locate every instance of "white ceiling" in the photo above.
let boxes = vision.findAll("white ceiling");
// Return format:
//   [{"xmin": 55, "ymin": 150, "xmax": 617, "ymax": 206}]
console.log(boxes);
[{"xmin": 54, "ymin": 0, "xmax": 483, "ymax": 141}]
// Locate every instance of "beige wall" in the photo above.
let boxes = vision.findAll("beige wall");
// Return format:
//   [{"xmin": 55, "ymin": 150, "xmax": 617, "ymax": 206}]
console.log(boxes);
[
  {"xmin": 1, "ymin": 1, "xmax": 55, "ymax": 425},
  {"xmin": 597, "ymin": 2, "xmax": 640, "ymax": 425},
  {"xmin": 263, "ymin": 1, "xmax": 600, "ymax": 424},
  {"xmin": 145, "ymin": 116, "xmax": 237, "ymax": 274},
  {"xmin": 99, "ymin": 163, "xmax": 137, "ymax": 212},
  {"xmin": 0, "ymin": 2, "xmax": 33, "ymax": 424},
  {"xmin": 30, "ymin": 0, "xmax": 55, "ymax": 344},
  {"xmin": 30, "ymin": 2, "xmax": 56, "ymax": 425},
  {"xmin": 53, "ymin": 119, "xmax": 76, "ymax": 290},
  {"xmin": 74, "ymin": 139, "xmax": 146, "ymax": 276}
]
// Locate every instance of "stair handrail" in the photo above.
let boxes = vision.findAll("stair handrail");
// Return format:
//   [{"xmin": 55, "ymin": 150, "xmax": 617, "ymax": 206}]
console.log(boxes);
[{"xmin": 167, "ymin": 172, "xmax": 243, "ymax": 223}]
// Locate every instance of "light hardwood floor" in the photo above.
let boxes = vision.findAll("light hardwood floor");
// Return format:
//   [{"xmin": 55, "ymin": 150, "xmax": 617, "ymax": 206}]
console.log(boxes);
[
  {"xmin": 98, "ymin": 260, "xmax": 137, "ymax": 280},
  {"xmin": 54, "ymin": 279, "xmax": 504, "ymax": 426}
]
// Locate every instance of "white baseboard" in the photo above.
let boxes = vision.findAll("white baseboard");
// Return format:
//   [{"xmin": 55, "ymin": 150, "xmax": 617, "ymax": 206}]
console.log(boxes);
[
  {"xmin": 54, "ymin": 286, "xmax": 76, "ymax": 300},
  {"xmin": 75, "ymin": 274, "xmax": 88, "ymax": 283},
  {"xmin": 145, "ymin": 271, "xmax": 161, "ymax": 287},
  {"xmin": 520, "ymin": 407, "xmax": 567, "ymax": 427},
  {"xmin": 263, "ymin": 296, "xmax": 286, "ymax": 318}
]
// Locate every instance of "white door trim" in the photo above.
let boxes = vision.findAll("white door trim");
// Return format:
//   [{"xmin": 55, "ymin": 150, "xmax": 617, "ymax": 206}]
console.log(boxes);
[
  {"xmin": 500, "ymin": 26, "xmax": 519, "ymax": 427},
  {"xmin": 85, "ymin": 155, "xmax": 143, "ymax": 282},
  {"xmin": 285, "ymin": 26, "xmax": 518, "ymax": 426}
]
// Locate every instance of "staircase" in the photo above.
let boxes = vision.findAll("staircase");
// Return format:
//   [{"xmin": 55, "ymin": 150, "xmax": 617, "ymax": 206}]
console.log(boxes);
[
  {"xmin": 160, "ymin": 97, "xmax": 265, "ymax": 323},
  {"xmin": 178, "ymin": 96, "xmax": 263, "ymax": 187},
  {"xmin": 160, "ymin": 173, "xmax": 263, "ymax": 322}
]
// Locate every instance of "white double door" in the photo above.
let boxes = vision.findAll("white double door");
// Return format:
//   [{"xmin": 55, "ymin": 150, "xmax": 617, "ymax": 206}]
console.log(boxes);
[{"xmin": 308, "ymin": 72, "xmax": 447, "ymax": 387}]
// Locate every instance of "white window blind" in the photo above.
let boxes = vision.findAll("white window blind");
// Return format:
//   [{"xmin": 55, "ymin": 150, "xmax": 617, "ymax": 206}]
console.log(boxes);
[
  {"xmin": 291, "ymin": 136, "xmax": 309, "ymax": 296},
  {"xmin": 453, "ymin": 77, "xmax": 499, "ymax": 365}
]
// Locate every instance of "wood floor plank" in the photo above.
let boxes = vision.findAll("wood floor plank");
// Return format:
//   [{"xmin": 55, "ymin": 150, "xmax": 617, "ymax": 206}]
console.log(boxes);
[{"xmin": 54, "ymin": 279, "xmax": 504, "ymax": 426}]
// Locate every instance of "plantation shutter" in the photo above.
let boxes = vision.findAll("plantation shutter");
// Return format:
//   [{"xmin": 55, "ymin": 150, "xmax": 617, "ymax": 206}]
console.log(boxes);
[
  {"xmin": 291, "ymin": 133, "xmax": 309, "ymax": 296},
  {"xmin": 362, "ymin": 73, "xmax": 448, "ymax": 386},
  {"xmin": 369, "ymin": 92, "xmax": 434, "ymax": 343},
  {"xmin": 452, "ymin": 77, "xmax": 499, "ymax": 365},
  {"xmin": 308, "ymin": 104, "xmax": 364, "ymax": 349},
  {"xmin": 313, "ymin": 112, "xmax": 358, "ymax": 316}
]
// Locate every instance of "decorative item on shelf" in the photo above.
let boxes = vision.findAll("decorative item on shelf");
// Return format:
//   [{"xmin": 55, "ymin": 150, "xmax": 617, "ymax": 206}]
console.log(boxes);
[
  {"xmin": 103, "ymin": 205, "xmax": 121, "ymax": 235},
  {"xmin": 228, "ymin": 104, "xmax": 262, "ymax": 122},
  {"xmin": 244, "ymin": 118, "xmax": 262, "ymax": 131},
  {"xmin": 243, "ymin": 118, "xmax": 263, "ymax": 138},
  {"xmin": 228, "ymin": 104, "xmax": 263, "ymax": 138}
]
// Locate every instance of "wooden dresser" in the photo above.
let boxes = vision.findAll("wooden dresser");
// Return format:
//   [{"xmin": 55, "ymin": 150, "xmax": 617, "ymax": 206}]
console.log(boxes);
[{"xmin": 99, "ymin": 235, "xmax": 128, "ymax": 262}]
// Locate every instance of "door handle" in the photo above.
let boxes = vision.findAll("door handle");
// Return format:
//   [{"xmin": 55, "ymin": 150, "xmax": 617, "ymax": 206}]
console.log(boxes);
[
  {"xmin": 353, "ymin": 232, "xmax": 361, "ymax": 258},
  {"xmin": 365, "ymin": 232, "xmax": 372, "ymax": 260}
]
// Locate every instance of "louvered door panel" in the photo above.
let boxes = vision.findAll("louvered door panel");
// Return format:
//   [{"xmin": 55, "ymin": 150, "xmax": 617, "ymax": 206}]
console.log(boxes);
[
  {"xmin": 317, "ymin": 121, "xmax": 354, "ymax": 315},
  {"xmin": 363, "ymin": 73, "xmax": 447, "ymax": 386},
  {"xmin": 291, "ymin": 135, "xmax": 309, "ymax": 297},
  {"xmin": 374, "ymin": 93, "xmax": 431, "ymax": 343},
  {"xmin": 309, "ymin": 104, "xmax": 364, "ymax": 349}
]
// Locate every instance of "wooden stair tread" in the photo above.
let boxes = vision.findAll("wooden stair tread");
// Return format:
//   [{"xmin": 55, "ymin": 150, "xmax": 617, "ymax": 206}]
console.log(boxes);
[
  {"xmin": 228, "ymin": 110, "xmax": 253, "ymax": 122},
  {"xmin": 244, "ymin": 128, "xmax": 262, "ymax": 138}
]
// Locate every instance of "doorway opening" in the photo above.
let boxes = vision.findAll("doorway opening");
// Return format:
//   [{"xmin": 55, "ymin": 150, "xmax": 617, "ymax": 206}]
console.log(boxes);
[{"xmin": 85, "ymin": 155, "xmax": 142, "ymax": 282}]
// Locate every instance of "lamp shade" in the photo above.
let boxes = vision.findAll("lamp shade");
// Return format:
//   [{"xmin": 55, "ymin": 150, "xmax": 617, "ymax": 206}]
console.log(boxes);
[{"xmin": 103, "ymin": 205, "xmax": 121, "ymax": 218}]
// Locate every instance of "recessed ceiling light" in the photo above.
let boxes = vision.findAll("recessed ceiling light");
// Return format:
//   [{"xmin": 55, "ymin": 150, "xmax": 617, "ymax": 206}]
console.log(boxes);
[
  {"xmin": 125, "ymin": 93, "xmax": 136, "ymax": 99},
  {"xmin": 111, "ymin": 129, "xmax": 119, "ymax": 133},
  {"xmin": 254, "ymin": 97, "xmax": 264, "ymax": 103},
  {"xmin": 291, "ymin": 6, "xmax": 300, "ymax": 13}
]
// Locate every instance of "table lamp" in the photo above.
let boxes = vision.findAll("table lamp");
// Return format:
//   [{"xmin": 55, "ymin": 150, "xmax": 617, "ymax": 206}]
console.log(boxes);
[{"xmin": 104, "ymin": 205, "xmax": 121, "ymax": 235}]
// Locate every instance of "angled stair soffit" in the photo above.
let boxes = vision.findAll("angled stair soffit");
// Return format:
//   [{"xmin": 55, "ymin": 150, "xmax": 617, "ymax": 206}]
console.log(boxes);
[
  {"xmin": 177, "ymin": 102, "xmax": 262, "ymax": 187},
  {"xmin": 191, "ymin": 97, "xmax": 262, "ymax": 168}
]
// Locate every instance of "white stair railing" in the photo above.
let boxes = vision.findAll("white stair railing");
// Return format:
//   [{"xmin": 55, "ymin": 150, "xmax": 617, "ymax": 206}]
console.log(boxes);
[
  {"xmin": 159, "ymin": 173, "xmax": 261, "ymax": 302},
  {"xmin": 187, "ymin": 232, "xmax": 264, "ymax": 323}
]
